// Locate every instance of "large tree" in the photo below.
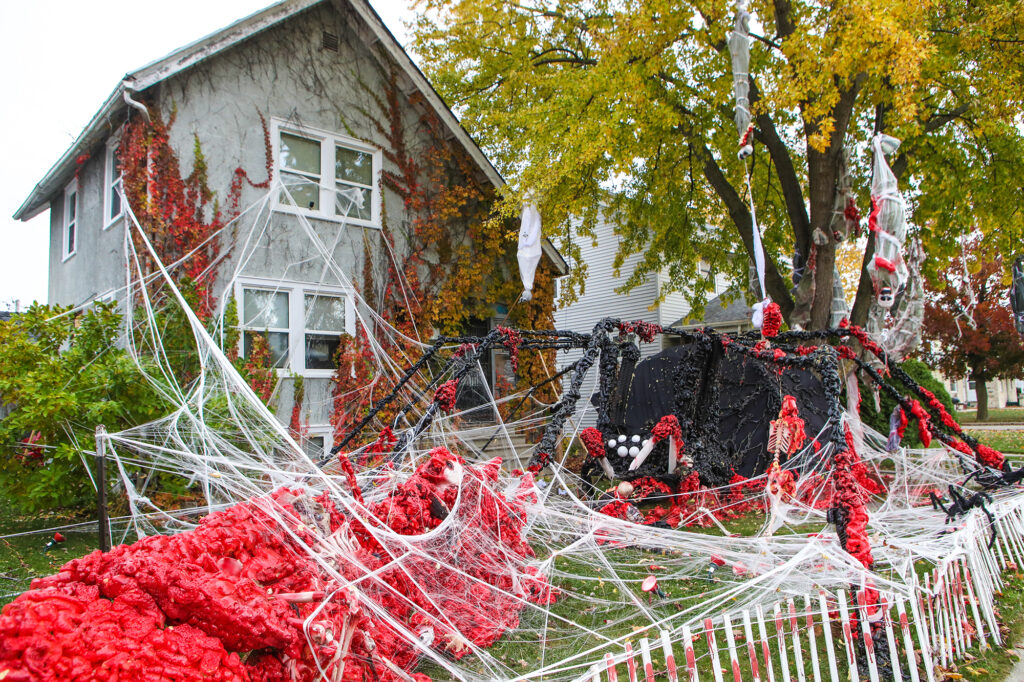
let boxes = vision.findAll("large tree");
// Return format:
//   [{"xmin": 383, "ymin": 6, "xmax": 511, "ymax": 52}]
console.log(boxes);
[
  {"xmin": 921, "ymin": 234, "xmax": 1024, "ymax": 421},
  {"xmin": 412, "ymin": 0, "xmax": 1024, "ymax": 329}
]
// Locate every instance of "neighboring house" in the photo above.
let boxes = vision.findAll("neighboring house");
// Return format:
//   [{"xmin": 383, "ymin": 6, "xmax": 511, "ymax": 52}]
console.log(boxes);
[
  {"xmin": 13, "ymin": 0, "xmax": 565, "ymax": 457},
  {"xmin": 938, "ymin": 374, "xmax": 1023, "ymax": 408},
  {"xmin": 552, "ymin": 213, "xmax": 738, "ymax": 427}
]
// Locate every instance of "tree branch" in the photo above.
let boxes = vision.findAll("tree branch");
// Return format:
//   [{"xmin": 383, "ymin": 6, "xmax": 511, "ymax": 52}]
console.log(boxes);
[
  {"xmin": 699, "ymin": 144, "xmax": 795, "ymax": 318},
  {"xmin": 749, "ymin": 78, "xmax": 811, "ymax": 249}
]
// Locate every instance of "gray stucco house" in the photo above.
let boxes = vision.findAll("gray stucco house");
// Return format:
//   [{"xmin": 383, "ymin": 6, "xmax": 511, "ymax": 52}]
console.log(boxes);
[{"xmin": 13, "ymin": 0, "xmax": 565, "ymax": 457}]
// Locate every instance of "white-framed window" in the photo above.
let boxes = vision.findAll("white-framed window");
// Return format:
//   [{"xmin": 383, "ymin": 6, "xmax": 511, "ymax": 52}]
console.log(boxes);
[
  {"xmin": 236, "ymin": 277, "xmax": 356, "ymax": 376},
  {"xmin": 302, "ymin": 425, "xmax": 334, "ymax": 460},
  {"xmin": 104, "ymin": 136, "xmax": 123, "ymax": 228},
  {"xmin": 62, "ymin": 179, "xmax": 78, "ymax": 261},
  {"xmin": 270, "ymin": 118, "xmax": 381, "ymax": 228}
]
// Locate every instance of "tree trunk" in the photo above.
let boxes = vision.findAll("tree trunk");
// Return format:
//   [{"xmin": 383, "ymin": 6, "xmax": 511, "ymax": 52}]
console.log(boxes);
[{"xmin": 974, "ymin": 372, "xmax": 989, "ymax": 422}]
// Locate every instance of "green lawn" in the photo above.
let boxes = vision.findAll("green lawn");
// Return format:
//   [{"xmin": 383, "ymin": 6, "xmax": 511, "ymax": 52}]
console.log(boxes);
[
  {"xmin": 0, "ymin": 493, "xmax": 97, "ymax": 606},
  {"xmin": 5, "ymin": 491, "xmax": 1024, "ymax": 681},
  {"xmin": 958, "ymin": 407, "xmax": 1024, "ymax": 424},
  {"xmin": 966, "ymin": 429, "xmax": 1024, "ymax": 455}
]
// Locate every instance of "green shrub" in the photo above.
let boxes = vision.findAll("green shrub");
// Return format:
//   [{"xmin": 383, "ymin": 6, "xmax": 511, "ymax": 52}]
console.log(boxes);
[{"xmin": 859, "ymin": 358, "xmax": 957, "ymax": 447}]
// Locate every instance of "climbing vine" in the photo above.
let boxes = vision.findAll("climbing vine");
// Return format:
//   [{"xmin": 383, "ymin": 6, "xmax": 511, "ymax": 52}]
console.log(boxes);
[
  {"xmin": 119, "ymin": 106, "xmax": 273, "ymax": 394},
  {"xmin": 329, "ymin": 66, "xmax": 556, "ymax": 444}
]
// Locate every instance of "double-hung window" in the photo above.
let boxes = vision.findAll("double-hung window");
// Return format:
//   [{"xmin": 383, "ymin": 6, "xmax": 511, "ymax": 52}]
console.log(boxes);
[
  {"xmin": 238, "ymin": 279, "xmax": 354, "ymax": 375},
  {"xmin": 104, "ymin": 137, "xmax": 123, "ymax": 227},
  {"xmin": 273, "ymin": 119, "xmax": 381, "ymax": 227},
  {"xmin": 241, "ymin": 288, "xmax": 291, "ymax": 368},
  {"xmin": 63, "ymin": 180, "xmax": 77, "ymax": 261}
]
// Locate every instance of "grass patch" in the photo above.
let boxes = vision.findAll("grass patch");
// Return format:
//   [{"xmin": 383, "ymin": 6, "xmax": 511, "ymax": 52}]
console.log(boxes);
[
  {"xmin": 0, "ymin": 493, "xmax": 96, "ymax": 606},
  {"xmin": 948, "ymin": 572, "xmax": 1024, "ymax": 680},
  {"xmin": 958, "ymin": 407, "xmax": 1024, "ymax": 424},
  {"xmin": 965, "ymin": 429, "xmax": 1024, "ymax": 455}
]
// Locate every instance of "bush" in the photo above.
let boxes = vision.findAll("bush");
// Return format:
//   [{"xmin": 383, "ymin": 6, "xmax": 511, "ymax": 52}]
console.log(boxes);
[
  {"xmin": 0, "ymin": 303, "xmax": 165, "ymax": 511},
  {"xmin": 859, "ymin": 358, "xmax": 957, "ymax": 447}
]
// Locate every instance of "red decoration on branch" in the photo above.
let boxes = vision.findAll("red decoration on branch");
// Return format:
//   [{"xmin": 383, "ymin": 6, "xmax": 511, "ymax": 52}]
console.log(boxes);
[
  {"xmin": 617, "ymin": 320, "xmax": 662, "ymax": 343},
  {"xmin": 761, "ymin": 302, "xmax": 782, "ymax": 338},
  {"xmin": 495, "ymin": 326, "xmax": 522, "ymax": 372}
]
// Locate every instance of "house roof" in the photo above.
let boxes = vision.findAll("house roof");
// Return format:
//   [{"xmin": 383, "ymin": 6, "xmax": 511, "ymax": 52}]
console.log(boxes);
[
  {"xmin": 673, "ymin": 294, "xmax": 753, "ymax": 329},
  {"xmin": 13, "ymin": 0, "xmax": 504, "ymax": 221}
]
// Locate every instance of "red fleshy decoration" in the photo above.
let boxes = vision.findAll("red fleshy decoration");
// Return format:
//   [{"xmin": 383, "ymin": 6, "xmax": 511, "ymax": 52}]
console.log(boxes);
[
  {"xmin": 0, "ymin": 449, "xmax": 554, "ymax": 680},
  {"xmin": 617, "ymin": 320, "xmax": 663, "ymax": 343},
  {"xmin": 435, "ymin": 379, "xmax": 458, "ymax": 412},
  {"xmin": 495, "ymin": 326, "xmax": 522, "ymax": 372},
  {"xmin": 867, "ymin": 197, "xmax": 880, "ymax": 233},
  {"xmin": 976, "ymin": 443, "xmax": 1005, "ymax": 469},
  {"xmin": 843, "ymin": 197, "xmax": 861, "ymax": 224},
  {"xmin": 896, "ymin": 407, "xmax": 909, "ymax": 439},
  {"xmin": 847, "ymin": 324, "xmax": 885, "ymax": 359},
  {"xmin": 837, "ymin": 345, "xmax": 857, "ymax": 360},
  {"xmin": 650, "ymin": 415, "xmax": 682, "ymax": 445},
  {"xmin": 454, "ymin": 342, "xmax": 477, "ymax": 358},
  {"xmin": 580, "ymin": 427, "xmax": 607, "ymax": 459},
  {"xmin": 761, "ymin": 302, "xmax": 782, "ymax": 338},
  {"xmin": 831, "ymin": 425, "xmax": 876, "ymax": 569}
]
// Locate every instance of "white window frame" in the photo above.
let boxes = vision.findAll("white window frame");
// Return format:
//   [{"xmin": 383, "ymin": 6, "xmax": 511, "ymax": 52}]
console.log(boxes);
[
  {"xmin": 270, "ymin": 118, "xmax": 382, "ymax": 229},
  {"xmin": 302, "ymin": 425, "xmax": 334, "ymax": 460},
  {"xmin": 62, "ymin": 179, "xmax": 78, "ymax": 261},
  {"xmin": 235, "ymin": 277, "xmax": 356, "ymax": 378},
  {"xmin": 104, "ymin": 134, "xmax": 123, "ymax": 229}
]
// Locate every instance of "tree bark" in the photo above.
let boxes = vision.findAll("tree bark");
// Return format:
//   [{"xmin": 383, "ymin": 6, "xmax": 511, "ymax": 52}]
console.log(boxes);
[{"xmin": 973, "ymin": 371, "xmax": 989, "ymax": 422}]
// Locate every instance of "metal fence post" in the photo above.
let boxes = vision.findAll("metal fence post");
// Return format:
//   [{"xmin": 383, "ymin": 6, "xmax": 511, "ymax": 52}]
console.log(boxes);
[{"xmin": 95, "ymin": 425, "xmax": 110, "ymax": 552}]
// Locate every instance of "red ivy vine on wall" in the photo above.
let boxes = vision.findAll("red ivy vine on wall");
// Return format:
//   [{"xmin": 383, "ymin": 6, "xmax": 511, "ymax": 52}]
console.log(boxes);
[{"xmin": 119, "ymin": 108, "xmax": 272, "ymax": 322}]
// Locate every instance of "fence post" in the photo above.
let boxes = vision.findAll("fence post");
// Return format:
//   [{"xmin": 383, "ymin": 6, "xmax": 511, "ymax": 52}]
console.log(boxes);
[{"xmin": 95, "ymin": 425, "xmax": 110, "ymax": 552}]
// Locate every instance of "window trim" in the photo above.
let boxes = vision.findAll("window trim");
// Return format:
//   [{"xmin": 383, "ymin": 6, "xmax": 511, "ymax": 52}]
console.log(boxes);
[
  {"xmin": 235, "ymin": 277, "xmax": 356, "ymax": 378},
  {"xmin": 62, "ymin": 179, "xmax": 78, "ymax": 262},
  {"xmin": 301, "ymin": 425, "xmax": 334, "ymax": 460},
  {"xmin": 270, "ymin": 118, "xmax": 382, "ymax": 229},
  {"xmin": 104, "ymin": 134, "xmax": 124, "ymax": 229}
]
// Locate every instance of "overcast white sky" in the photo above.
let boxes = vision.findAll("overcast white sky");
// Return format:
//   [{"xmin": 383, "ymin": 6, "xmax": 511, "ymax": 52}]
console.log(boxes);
[{"xmin": 0, "ymin": 0, "xmax": 413, "ymax": 310}]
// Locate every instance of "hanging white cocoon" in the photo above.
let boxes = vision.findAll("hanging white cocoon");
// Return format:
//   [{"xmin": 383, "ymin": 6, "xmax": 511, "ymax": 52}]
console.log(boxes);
[{"xmin": 518, "ymin": 202, "xmax": 543, "ymax": 301}]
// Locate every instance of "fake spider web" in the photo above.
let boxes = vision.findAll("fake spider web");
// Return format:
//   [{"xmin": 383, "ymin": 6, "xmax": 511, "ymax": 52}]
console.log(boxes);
[{"xmin": 1, "ymin": 185, "xmax": 1020, "ymax": 682}]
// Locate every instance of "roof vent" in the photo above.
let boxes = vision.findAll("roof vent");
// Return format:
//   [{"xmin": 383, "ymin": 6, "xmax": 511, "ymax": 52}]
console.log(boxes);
[{"xmin": 321, "ymin": 30, "xmax": 339, "ymax": 52}]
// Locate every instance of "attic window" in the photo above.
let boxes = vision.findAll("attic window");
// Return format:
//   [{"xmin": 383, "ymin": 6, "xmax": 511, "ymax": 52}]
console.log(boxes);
[{"xmin": 321, "ymin": 31, "xmax": 339, "ymax": 52}]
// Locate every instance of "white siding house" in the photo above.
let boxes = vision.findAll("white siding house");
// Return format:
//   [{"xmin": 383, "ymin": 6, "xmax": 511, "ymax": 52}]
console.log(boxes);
[{"xmin": 552, "ymin": 213, "xmax": 737, "ymax": 427}]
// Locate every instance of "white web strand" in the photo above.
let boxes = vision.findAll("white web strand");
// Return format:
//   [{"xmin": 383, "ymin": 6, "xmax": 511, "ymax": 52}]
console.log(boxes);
[{"xmin": 42, "ymin": 182, "xmax": 1016, "ymax": 682}]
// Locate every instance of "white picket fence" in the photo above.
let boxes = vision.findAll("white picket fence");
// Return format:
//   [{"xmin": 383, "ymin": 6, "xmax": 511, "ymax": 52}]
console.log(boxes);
[{"xmin": 573, "ymin": 501, "xmax": 1024, "ymax": 682}]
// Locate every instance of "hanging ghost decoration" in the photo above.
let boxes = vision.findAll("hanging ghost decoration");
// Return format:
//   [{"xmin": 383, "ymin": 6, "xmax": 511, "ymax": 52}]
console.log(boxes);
[
  {"xmin": 518, "ymin": 202, "xmax": 543, "ymax": 301},
  {"xmin": 728, "ymin": 1, "xmax": 754, "ymax": 159},
  {"xmin": 865, "ymin": 134, "xmax": 909, "ymax": 343}
]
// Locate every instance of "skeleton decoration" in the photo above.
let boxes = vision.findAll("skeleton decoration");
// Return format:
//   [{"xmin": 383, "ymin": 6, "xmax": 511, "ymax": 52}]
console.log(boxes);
[
  {"xmin": 865, "ymin": 134, "xmax": 909, "ymax": 342},
  {"xmin": 880, "ymin": 239, "xmax": 926, "ymax": 360},
  {"xmin": 829, "ymin": 147, "xmax": 861, "ymax": 242},
  {"xmin": 1012, "ymin": 256, "xmax": 1024, "ymax": 335},
  {"xmin": 767, "ymin": 395, "xmax": 807, "ymax": 462},
  {"xmin": 727, "ymin": 0, "xmax": 753, "ymax": 159},
  {"xmin": 765, "ymin": 395, "xmax": 806, "ymax": 536}
]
